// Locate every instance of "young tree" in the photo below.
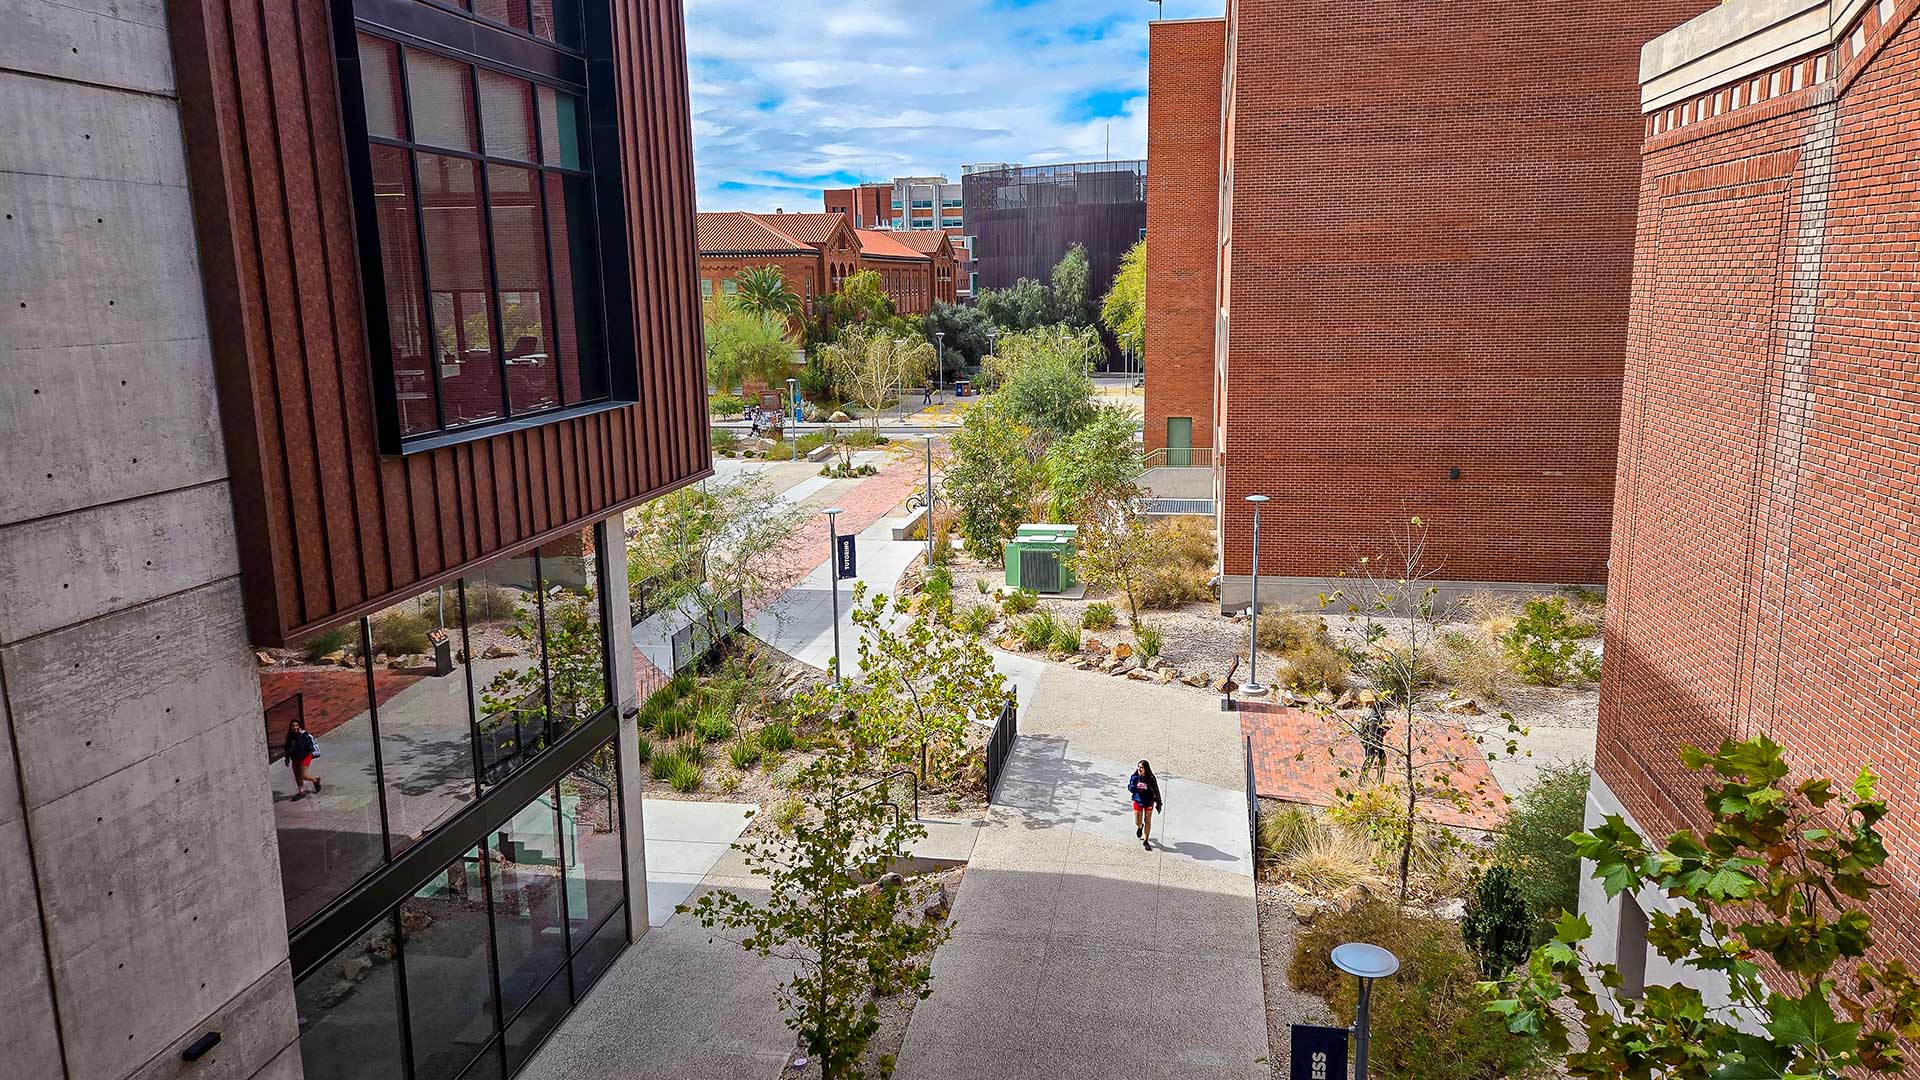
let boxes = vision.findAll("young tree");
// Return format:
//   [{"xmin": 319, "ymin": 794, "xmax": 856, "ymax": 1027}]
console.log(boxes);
[
  {"xmin": 1044, "ymin": 405, "xmax": 1144, "ymax": 521},
  {"xmin": 1315, "ymin": 517, "xmax": 1522, "ymax": 905},
  {"xmin": 682, "ymin": 746, "xmax": 951, "ymax": 1080},
  {"xmin": 1068, "ymin": 493, "xmax": 1162, "ymax": 626},
  {"xmin": 991, "ymin": 325, "xmax": 1101, "ymax": 443},
  {"xmin": 1101, "ymin": 238, "xmax": 1145, "ymax": 353},
  {"xmin": 820, "ymin": 326, "xmax": 935, "ymax": 433},
  {"xmin": 975, "ymin": 276, "xmax": 1055, "ymax": 333},
  {"xmin": 626, "ymin": 474, "xmax": 805, "ymax": 644},
  {"xmin": 1050, "ymin": 242, "xmax": 1092, "ymax": 329},
  {"xmin": 705, "ymin": 298, "xmax": 796, "ymax": 393},
  {"xmin": 943, "ymin": 400, "xmax": 1043, "ymax": 556},
  {"xmin": 795, "ymin": 585, "xmax": 1007, "ymax": 785},
  {"xmin": 924, "ymin": 301, "xmax": 992, "ymax": 376},
  {"xmin": 732, "ymin": 265, "xmax": 803, "ymax": 323},
  {"xmin": 1488, "ymin": 736, "xmax": 1920, "ymax": 1079}
]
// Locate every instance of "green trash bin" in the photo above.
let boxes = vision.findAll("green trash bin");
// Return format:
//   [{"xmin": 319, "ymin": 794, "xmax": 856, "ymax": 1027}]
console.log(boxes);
[{"xmin": 1003, "ymin": 525, "xmax": 1078, "ymax": 594}]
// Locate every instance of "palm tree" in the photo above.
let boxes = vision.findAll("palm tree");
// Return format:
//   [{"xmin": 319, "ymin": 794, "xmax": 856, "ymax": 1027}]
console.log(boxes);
[{"xmin": 732, "ymin": 266, "xmax": 802, "ymax": 322}]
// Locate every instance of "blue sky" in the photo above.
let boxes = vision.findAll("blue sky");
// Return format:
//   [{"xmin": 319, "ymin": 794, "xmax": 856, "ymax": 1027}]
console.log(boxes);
[{"xmin": 682, "ymin": 0, "xmax": 1225, "ymax": 213}]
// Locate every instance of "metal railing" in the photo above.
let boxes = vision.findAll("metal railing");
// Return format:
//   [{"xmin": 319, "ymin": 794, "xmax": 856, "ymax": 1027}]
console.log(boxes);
[
  {"xmin": 629, "ymin": 557, "xmax": 704, "ymax": 625},
  {"xmin": 841, "ymin": 768, "xmax": 921, "ymax": 824},
  {"xmin": 1243, "ymin": 734, "xmax": 1259, "ymax": 858},
  {"xmin": 985, "ymin": 697, "xmax": 1019, "ymax": 799},
  {"xmin": 1143, "ymin": 446, "xmax": 1216, "ymax": 470}
]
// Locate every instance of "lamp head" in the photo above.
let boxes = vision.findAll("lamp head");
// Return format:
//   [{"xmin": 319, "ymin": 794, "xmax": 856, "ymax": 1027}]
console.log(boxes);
[{"xmin": 1330, "ymin": 942, "xmax": 1400, "ymax": 981}]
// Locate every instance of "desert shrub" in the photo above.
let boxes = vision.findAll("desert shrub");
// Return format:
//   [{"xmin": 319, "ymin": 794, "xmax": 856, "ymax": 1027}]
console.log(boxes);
[
  {"xmin": 1000, "ymin": 588, "xmax": 1038, "ymax": 615},
  {"xmin": 758, "ymin": 718, "xmax": 798, "ymax": 752},
  {"xmin": 1461, "ymin": 864, "xmax": 1534, "ymax": 978},
  {"xmin": 1492, "ymin": 762, "xmax": 1590, "ymax": 939},
  {"xmin": 762, "ymin": 442, "xmax": 796, "ymax": 462},
  {"xmin": 464, "ymin": 581, "xmax": 520, "ymax": 622},
  {"xmin": 1048, "ymin": 620, "xmax": 1083, "ymax": 654},
  {"xmin": 663, "ymin": 755, "xmax": 703, "ymax": 793},
  {"xmin": 975, "ymin": 577, "xmax": 991, "ymax": 595},
  {"xmin": 1278, "ymin": 827, "xmax": 1389, "ymax": 898},
  {"xmin": 649, "ymin": 745, "xmax": 687, "ymax": 782},
  {"xmin": 1017, "ymin": 611, "xmax": 1060, "ymax": 651},
  {"xmin": 710, "ymin": 427, "xmax": 741, "ymax": 455},
  {"xmin": 1294, "ymin": 904, "xmax": 1549, "ymax": 1080},
  {"xmin": 728, "ymin": 738, "xmax": 761, "ymax": 770},
  {"xmin": 709, "ymin": 392, "xmax": 748, "ymax": 416},
  {"xmin": 1276, "ymin": 639, "xmax": 1351, "ymax": 693},
  {"xmin": 1369, "ymin": 643, "xmax": 1436, "ymax": 703},
  {"xmin": 666, "ymin": 671, "xmax": 697, "ymax": 700},
  {"xmin": 1129, "ymin": 561, "xmax": 1212, "ymax": 610},
  {"xmin": 769, "ymin": 796, "xmax": 804, "ymax": 832},
  {"xmin": 370, "ymin": 608, "xmax": 433, "ymax": 656},
  {"xmin": 956, "ymin": 603, "xmax": 996, "ymax": 637},
  {"xmin": 1328, "ymin": 784, "xmax": 1462, "ymax": 882},
  {"xmin": 930, "ymin": 532, "xmax": 954, "ymax": 568},
  {"xmin": 1501, "ymin": 597, "xmax": 1600, "ymax": 687},
  {"xmin": 679, "ymin": 736, "xmax": 709, "ymax": 766},
  {"xmin": 1255, "ymin": 607, "xmax": 1324, "ymax": 652},
  {"xmin": 1256, "ymin": 803, "xmax": 1321, "ymax": 870},
  {"xmin": 300, "ymin": 626, "xmax": 355, "ymax": 662},
  {"xmin": 634, "ymin": 733, "xmax": 653, "ymax": 765},
  {"xmin": 795, "ymin": 430, "xmax": 829, "ymax": 455},
  {"xmin": 1434, "ymin": 628, "xmax": 1512, "ymax": 701},
  {"xmin": 695, "ymin": 706, "xmax": 735, "ymax": 743},
  {"xmin": 653, "ymin": 707, "xmax": 694, "ymax": 741},
  {"xmin": 1133, "ymin": 622, "xmax": 1163, "ymax": 661},
  {"xmin": 923, "ymin": 565, "xmax": 953, "ymax": 600},
  {"xmin": 1081, "ymin": 602, "xmax": 1117, "ymax": 630}
]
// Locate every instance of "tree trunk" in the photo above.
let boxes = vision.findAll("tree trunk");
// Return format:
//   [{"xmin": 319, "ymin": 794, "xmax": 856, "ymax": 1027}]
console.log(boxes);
[{"xmin": 1397, "ymin": 702, "xmax": 1416, "ymax": 907}]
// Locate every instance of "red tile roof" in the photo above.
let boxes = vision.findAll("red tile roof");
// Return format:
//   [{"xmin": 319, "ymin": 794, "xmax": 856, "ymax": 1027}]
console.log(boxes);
[
  {"xmin": 854, "ymin": 229, "xmax": 928, "ymax": 262},
  {"xmin": 695, "ymin": 212, "xmax": 813, "ymax": 255},
  {"xmin": 754, "ymin": 212, "xmax": 847, "ymax": 246},
  {"xmin": 888, "ymin": 230, "xmax": 953, "ymax": 257}
]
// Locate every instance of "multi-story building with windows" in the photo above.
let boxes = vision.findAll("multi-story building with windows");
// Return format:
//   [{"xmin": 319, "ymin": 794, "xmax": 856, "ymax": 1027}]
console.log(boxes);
[
  {"xmin": 1143, "ymin": 0, "xmax": 1709, "ymax": 610},
  {"xmin": 822, "ymin": 182, "xmax": 897, "ymax": 230},
  {"xmin": 697, "ymin": 211, "xmax": 952, "ymax": 318},
  {"xmin": 961, "ymin": 160, "xmax": 1146, "ymax": 312},
  {"xmin": 0, "ymin": 1, "xmax": 708, "ymax": 1078},
  {"xmin": 824, "ymin": 176, "xmax": 973, "ymax": 302}
]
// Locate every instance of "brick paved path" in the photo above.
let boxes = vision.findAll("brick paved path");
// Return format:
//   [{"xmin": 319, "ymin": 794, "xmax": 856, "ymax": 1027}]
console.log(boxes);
[
  {"xmin": 748, "ymin": 456, "xmax": 921, "ymax": 617},
  {"xmin": 1238, "ymin": 702, "xmax": 1508, "ymax": 829}
]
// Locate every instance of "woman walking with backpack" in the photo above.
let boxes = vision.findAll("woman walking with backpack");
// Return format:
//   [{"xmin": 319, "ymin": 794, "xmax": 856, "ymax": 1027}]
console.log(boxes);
[
  {"xmin": 283, "ymin": 717, "xmax": 322, "ymax": 800},
  {"xmin": 1129, "ymin": 760, "xmax": 1163, "ymax": 850}
]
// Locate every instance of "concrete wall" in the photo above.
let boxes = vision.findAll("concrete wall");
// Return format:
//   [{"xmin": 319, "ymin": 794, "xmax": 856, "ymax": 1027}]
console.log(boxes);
[
  {"xmin": 601, "ymin": 521, "xmax": 651, "ymax": 936},
  {"xmin": 0, "ymin": 1, "xmax": 296, "ymax": 1076}
]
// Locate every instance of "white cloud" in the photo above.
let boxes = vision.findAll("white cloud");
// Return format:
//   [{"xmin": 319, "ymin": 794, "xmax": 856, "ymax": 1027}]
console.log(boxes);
[{"xmin": 682, "ymin": 0, "xmax": 1222, "ymax": 212}]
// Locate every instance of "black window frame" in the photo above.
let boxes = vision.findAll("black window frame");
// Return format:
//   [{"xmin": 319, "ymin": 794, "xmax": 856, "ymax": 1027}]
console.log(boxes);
[{"xmin": 331, "ymin": 0, "xmax": 637, "ymax": 456}]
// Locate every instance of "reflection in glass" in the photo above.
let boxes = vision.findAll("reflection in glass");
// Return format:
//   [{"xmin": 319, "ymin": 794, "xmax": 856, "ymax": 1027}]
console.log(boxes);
[
  {"xmin": 474, "ymin": 0, "xmax": 531, "ymax": 33},
  {"xmin": 491, "ymin": 794, "xmax": 569, "ymax": 1021},
  {"xmin": 265, "ymin": 621, "xmax": 387, "ymax": 929},
  {"xmin": 419, "ymin": 153, "xmax": 502, "ymax": 428},
  {"xmin": 543, "ymin": 172, "xmax": 604, "ymax": 403},
  {"xmin": 535, "ymin": 86, "xmax": 585, "ymax": 171},
  {"xmin": 561, "ymin": 741, "xmax": 622, "ymax": 944},
  {"xmin": 358, "ymin": 34, "xmax": 406, "ymax": 140},
  {"xmin": 489, "ymin": 164, "xmax": 558, "ymax": 414},
  {"xmin": 406, "ymin": 48, "xmax": 478, "ymax": 153},
  {"xmin": 402, "ymin": 846, "xmax": 499, "ymax": 1079},
  {"xmin": 530, "ymin": 0, "xmax": 582, "ymax": 48},
  {"xmin": 370, "ymin": 145, "xmax": 435, "ymax": 436},
  {"xmin": 469, "ymin": 554, "xmax": 546, "ymax": 786},
  {"xmin": 295, "ymin": 916, "xmax": 407, "ymax": 1080},
  {"xmin": 476, "ymin": 68, "xmax": 536, "ymax": 162},
  {"xmin": 569, "ymin": 902, "xmax": 626, "ymax": 999},
  {"xmin": 505, "ymin": 966, "xmax": 571, "ymax": 1073},
  {"xmin": 539, "ymin": 529, "xmax": 606, "ymax": 732},
  {"xmin": 370, "ymin": 585, "xmax": 476, "ymax": 854}
]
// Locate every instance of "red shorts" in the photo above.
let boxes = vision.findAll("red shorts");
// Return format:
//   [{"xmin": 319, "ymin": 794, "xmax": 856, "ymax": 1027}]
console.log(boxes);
[
  {"xmin": 294, "ymin": 755, "xmax": 314, "ymax": 770},
  {"xmin": 1132, "ymin": 801, "xmax": 1151, "ymax": 812}
]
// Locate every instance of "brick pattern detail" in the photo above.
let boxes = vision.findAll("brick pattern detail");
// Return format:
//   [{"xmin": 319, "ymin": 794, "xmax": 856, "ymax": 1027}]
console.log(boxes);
[
  {"xmin": 1598, "ymin": 0, "xmax": 1920, "ymax": 945},
  {"xmin": 1193, "ymin": 0, "xmax": 1711, "ymax": 583},
  {"xmin": 1145, "ymin": 18, "xmax": 1224, "ymax": 454}
]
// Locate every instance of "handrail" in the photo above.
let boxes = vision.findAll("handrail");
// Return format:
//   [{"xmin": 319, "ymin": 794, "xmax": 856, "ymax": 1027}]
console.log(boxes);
[
  {"xmin": 839, "ymin": 767, "xmax": 920, "ymax": 824},
  {"xmin": 1142, "ymin": 446, "xmax": 1215, "ymax": 470}
]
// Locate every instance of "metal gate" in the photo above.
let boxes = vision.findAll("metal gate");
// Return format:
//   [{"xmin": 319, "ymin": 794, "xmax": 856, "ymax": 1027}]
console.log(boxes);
[{"xmin": 1019, "ymin": 549, "xmax": 1061, "ymax": 594}]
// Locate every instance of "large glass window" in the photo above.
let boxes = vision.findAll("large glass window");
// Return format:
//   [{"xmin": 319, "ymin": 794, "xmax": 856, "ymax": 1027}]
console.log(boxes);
[
  {"xmin": 291, "ymin": 735, "xmax": 627, "ymax": 1080},
  {"xmin": 267, "ymin": 620, "xmax": 387, "ymax": 928},
  {"xmin": 262, "ymin": 528, "xmax": 611, "ymax": 935},
  {"xmin": 354, "ymin": 25, "xmax": 611, "ymax": 444}
]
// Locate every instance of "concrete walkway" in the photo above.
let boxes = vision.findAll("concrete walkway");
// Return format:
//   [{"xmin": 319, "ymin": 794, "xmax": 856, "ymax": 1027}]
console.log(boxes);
[{"xmin": 893, "ymin": 664, "xmax": 1269, "ymax": 1080}]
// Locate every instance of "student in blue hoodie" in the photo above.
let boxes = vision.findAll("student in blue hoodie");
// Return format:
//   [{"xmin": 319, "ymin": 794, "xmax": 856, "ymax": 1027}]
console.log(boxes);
[{"xmin": 1129, "ymin": 760, "xmax": 1163, "ymax": 850}]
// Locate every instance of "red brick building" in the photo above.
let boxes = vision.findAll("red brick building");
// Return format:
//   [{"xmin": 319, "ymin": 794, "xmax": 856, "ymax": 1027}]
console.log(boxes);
[
  {"xmin": 882, "ymin": 229, "xmax": 961, "ymax": 308},
  {"xmin": 695, "ymin": 210, "xmax": 949, "ymax": 319},
  {"xmin": 823, "ymin": 183, "xmax": 896, "ymax": 230},
  {"xmin": 825, "ymin": 177, "xmax": 974, "ymax": 302},
  {"xmin": 1148, "ymin": 0, "xmax": 1710, "ymax": 610},
  {"xmin": 1585, "ymin": 0, "xmax": 1920, "ymax": 997},
  {"xmin": 1144, "ymin": 18, "xmax": 1224, "ymax": 460}
]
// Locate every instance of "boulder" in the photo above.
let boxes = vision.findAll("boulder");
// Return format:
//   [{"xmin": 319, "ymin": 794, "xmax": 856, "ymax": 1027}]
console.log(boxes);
[
  {"xmin": 1182, "ymin": 671, "xmax": 1212, "ymax": 688},
  {"xmin": 1438, "ymin": 697, "xmax": 1482, "ymax": 716},
  {"xmin": 828, "ymin": 410, "xmax": 852, "ymax": 423},
  {"xmin": 1081, "ymin": 633, "xmax": 1105, "ymax": 652},
  {"xmin": 1126, "ymin": 667, "xmax": 1154, "ymax": 681},
  {"xmin": 1108, "ymin": 641, "xmax": 1133, "ymax": 660},
  {"xmin": 254, "ymin": 650, "xmax": 277, "ymax": 667},
  {"xmin": 1152, "ymin": 669, "xmax": 1176, "ymax": 685},
  {"xmin": 482, "ymin": 644, "xmax": 519, "ymax": 660},
  {"xmin": 1294, "ymin": 900, "xmax": 1322, "ymax": 924},
  {"xmin": 341, "ymin": 955, "xmax": 372, "ymax": 982},
  {"xmin": 1108, "ymin": 662, "xmax": 1133, "ymax": 677},
  {"xmin": 335, "ymin": 652, "xmax": 358, "ymax": 669},
  {"xmin": 1335, "ymin": 689, "xmax": 1357, "ymax": 709}
]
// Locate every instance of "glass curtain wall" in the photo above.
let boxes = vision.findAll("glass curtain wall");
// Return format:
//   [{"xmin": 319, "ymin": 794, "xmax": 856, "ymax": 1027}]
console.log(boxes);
[
  {"xmin": 261, "ymin": 526, "xmax": 609, "ymax": 929},
  {"xmin": 291, "ymin": 734, "xmax": 629, "ymax": 1080}
]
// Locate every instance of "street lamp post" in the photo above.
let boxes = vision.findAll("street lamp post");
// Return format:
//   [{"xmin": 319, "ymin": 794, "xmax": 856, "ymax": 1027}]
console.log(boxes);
[
  {"xmin": 1331, "ymin": 943, "xmax": 1401, "ymax": 1080},
  {"xmin": 1242, "ymin": 494, "xmax": 1270, "ymax": 696},
  {"xmin": 825, "ymin": 507, "xmax": 844, "ymax": 684},
  {"xmin": 934, "ymin": 330, "xmax": 946, "ymax": 402},
  {"xmin": 922, "ymin": 435, "xmax": 936, "ymax": 567},
  {"xmin": 786, "ymin": 376, "xmax": 800, "ymax": 457}
]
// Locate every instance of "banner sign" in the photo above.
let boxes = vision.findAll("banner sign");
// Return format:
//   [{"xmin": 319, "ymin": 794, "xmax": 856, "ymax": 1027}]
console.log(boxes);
[
  {"xmin": 1289, "ymin": 1024, "xmax": 1349, "ymax": 1080},
  {"xmin": 835, "ymin": 534, "xmax": 857, "ymax": 580}
]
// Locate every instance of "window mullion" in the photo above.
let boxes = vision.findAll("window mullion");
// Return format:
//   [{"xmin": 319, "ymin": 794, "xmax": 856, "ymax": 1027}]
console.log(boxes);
[
  {"xmin": 457, "ymin": 579, "xmax": 487, "ymax": 792},
  {"xmin": 531, "ymin": 132, "xmax": 568, "ymax": 406},
  {"xmin": 395, "ymin": 50, "xmax": 449, "ymax": 433},
  {"xmin": 476, "ymin": 835, "xmax": 512, "ymax": 1078},
  {"xmin": 361, "ymin": 617, "xmax": 399, "ymax": 862},
  {"xmin": 470, "ymin": 62, "xmax": 514, "ymax": 422}
]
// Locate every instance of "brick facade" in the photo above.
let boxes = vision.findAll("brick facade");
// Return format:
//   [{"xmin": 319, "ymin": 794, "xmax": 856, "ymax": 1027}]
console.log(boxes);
[
  {"xmin": 1155, "ymin": 0, "xmax": 1710, "ymax": 598},
  {"xmin": 1144, "ymin": 18, "xmax": 1224, "ymax": 455},
  {"xmin": 1598, "ymin": 0, "xmax": 1920, "ymax": 947}
]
